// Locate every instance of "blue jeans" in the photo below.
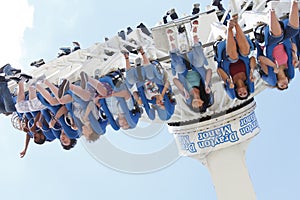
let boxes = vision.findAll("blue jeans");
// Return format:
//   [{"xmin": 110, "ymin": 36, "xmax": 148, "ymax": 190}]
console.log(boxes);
[
  {"xmin": 126, "ymin": 64, "xmax": 164, "ymax": 86},
  {"xmin": 187, "ymin": 42, "xmax": 208, "ymax": 69},
  {"xmin": 268, "ymin": 24, "xmax": 299, "ymax": 45},
  {"xmin": 3, "ymin": 64, "xmax": 15, "ymax": 75},
  {"xmin": 170, "ymin": 42, "xmax": 208, "ymax": 75},
  {"xmin": 0, "ymin": 64, "xmax": 19, "ymax": 114},
  {"xmin": 0, "ymin": 82, "xmax": 16, "ymax": 113},
  {"xmin": 170, "ymin": 50, "xmax": 188, "ymax": 75}
]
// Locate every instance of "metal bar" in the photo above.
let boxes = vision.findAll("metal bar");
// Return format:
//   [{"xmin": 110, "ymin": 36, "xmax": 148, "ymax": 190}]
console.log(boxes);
[
  {"xmin": 151, "ymin": 9, "xmax": 217, "ymax": 32},
  {"xmin": 156, "ymin": 28, "xmax": 254, "ymax": 62}
]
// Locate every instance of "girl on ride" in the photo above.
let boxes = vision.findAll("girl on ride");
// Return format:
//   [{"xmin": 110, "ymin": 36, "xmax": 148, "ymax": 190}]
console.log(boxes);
[
  {"xmin": 168, "ymin": 20, "xmax": 214, "ymax": 113},
  {"xmin": 256, "ymin": 0, "xmax": 299, "ymax": 90},
  {"xmin": 216, "ymin": 15, "xmax": 256, "ymax": 100}
]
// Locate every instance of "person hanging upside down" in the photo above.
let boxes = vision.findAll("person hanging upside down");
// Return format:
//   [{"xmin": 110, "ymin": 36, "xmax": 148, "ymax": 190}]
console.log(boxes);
[
  {"xmin": 124, "ymin": 46, "xmax": 175, "ymax": 120},
  {"xmin": 255, "ymin": 0, "xmax": 299, "ymax": 90},
  {"xmin": 216, "ymin": 15, "xmax": 256, "ymax": 100},
  {"xmin": 169, "ymin": 20, "xmax": 214, "ymax": 112}
]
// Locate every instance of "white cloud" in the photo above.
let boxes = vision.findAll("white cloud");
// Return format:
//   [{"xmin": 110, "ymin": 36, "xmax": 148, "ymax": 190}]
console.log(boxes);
[{"xmin": 0, "ymin": 0, "xmax": 33, "ymax": 68}]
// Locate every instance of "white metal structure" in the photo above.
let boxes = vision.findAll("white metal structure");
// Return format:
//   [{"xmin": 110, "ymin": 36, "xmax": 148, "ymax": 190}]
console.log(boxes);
[{"xmin": 7, "ymin": 1, "xmax": 299, "ymax": 200}]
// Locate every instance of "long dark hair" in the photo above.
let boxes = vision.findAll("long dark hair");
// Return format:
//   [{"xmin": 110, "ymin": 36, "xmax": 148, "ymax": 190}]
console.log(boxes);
[
  {"xmin": 187, "ymin": 79, "xmax": 212, "ymax": 113},
  {"xmin": 276, "ymin": 69, "xmax": 290, "ymax": 90},
  {"xmin": 234, "ymin": 81, "xmax": 250, "ymax": 100},
  {"xmin": 61, "ymin": 139, "xmax": 77, "ymax": 150},
  {"xmin": 34, "ymin": 129, "xmax": 46, "ymax": 145}
]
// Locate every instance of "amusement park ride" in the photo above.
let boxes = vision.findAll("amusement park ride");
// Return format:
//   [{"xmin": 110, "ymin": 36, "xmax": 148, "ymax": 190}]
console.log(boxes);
[{"xmin": 7, "ymin": 0, "xmax": 300, "ymax": 200}]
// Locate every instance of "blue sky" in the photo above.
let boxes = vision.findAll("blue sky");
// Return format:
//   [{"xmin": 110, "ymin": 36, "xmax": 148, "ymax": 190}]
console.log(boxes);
[{"xmin": 0, "ymin": 0, "xmax": 299, "ymax": 200}]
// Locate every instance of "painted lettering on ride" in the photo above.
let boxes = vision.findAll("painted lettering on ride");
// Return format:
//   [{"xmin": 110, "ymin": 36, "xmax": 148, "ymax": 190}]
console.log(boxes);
[
  {"xmin": 239, "ymin": 112, "xmax": 259, "ymax": 136},
  {"xmin": 178, "ymin": 135, "xmax": 197, "ymax": 153},
  {"xmin": 177, "ymin": 112, "xmax": 259, "ymax": 153},
  {"xmin": 197, "ymin": 124, "xmax": 239, "ymax": 148}
]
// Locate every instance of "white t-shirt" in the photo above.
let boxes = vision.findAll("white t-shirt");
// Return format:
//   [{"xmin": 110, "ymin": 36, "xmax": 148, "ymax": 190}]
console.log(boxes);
[{"xmin": 105, "ymin": 96, "xmax": 134, "ymax": 115}]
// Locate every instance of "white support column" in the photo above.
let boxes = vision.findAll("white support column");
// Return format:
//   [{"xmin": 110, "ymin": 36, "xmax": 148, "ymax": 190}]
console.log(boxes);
[
  {"xmin": 202, "ymin": 142, "xmax": 256, "ymax": 200},
  {"xmin": 170, "ymin": 100, "xmax": 260, "ymax": 200}
]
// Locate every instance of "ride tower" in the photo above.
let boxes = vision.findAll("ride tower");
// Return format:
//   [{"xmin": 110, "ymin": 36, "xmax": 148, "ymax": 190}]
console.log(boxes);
[
  {"xmin": 151, "ymin": 0, "xmax": 298, "ymax": 199},
  {"xmin": 151, "ymin": 7, "xmax": 258, "ymax": 200}
]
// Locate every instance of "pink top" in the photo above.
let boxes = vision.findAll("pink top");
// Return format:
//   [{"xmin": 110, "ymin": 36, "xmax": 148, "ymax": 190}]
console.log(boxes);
[{"xmin": 272, "ymin": 43, "xmax": 288, "ymax": 67}]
